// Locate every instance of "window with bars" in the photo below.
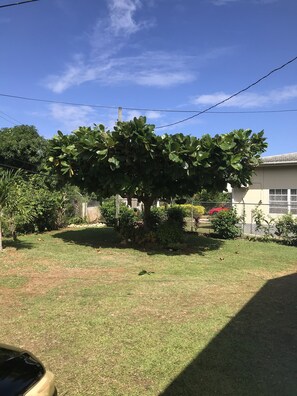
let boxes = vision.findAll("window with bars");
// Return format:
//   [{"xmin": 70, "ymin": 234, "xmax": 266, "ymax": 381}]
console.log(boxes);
[
  {"xmin": 269, "ymin": 189, "xmax": 297, "ymax": 214},
  {"xmin": 291, "ymin": 189, "xmax": 297, "ymax": 214}
]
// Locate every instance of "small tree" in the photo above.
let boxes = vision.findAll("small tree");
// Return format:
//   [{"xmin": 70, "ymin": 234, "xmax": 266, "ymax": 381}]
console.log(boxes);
[
  {"xmin": 4, "ymin": 175, "xmax": 34, "ymax": 240},
  {"xmin": 0, "ymin": 170, "xmax": 21, "ymax": 250},
  {"xmin": 210, "ymin": 208, "xmax": 242, "ymax": 239},
  {"xmin": 48, "ymin": 117, "xmax": 267, "ymax": 230}
]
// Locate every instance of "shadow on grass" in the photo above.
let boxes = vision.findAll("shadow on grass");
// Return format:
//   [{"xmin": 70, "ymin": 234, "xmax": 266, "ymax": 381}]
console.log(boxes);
[
  {"xmin": 3, "ymin": 239, "xmax": 34, "ymax": 250},
  {"xmin": 160, "ymin": 272, "xmax": 297, "ymax": 396},
  {"xmin": 52, "ymin": 227, "xmax": 223, "ymax": 256}
]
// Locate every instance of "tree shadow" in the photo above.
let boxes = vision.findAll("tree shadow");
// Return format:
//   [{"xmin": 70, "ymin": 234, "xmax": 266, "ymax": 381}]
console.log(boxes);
[
  {"xmin": 3, "ymin": 239, "xmax": 34, "ymax": 250},
  {"xmin": 160, "ymin": 272, "xmax": 297, "ymax": 395},
  {"xmin": 52, "ymin": 227, "xmax": 223, "ymax": 256}
]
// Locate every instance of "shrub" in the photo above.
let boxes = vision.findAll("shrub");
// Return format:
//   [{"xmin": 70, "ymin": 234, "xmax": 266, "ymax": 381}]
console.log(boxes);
[
  {"xmin": 179, "ymin": 204, "xmax": 205, "ymax": 218},
  {"xmin": 156, "ymin": 220, "xmax": 185, "ymax": 247},
  {"xmin": 67, "ymin": 216, "xmax": 84, "ymax": 225},
  {"xmin": 116, "ymin": 206, "xmax": 143, "ymax": 242},
  {"xmin": 252, "ymin": 206, "xmax": 275, "ymax": 240},
  {"xmin": 167, "ymin": 206, "xmax": 186, "ymax": 228},
  {"xmin": 101, "ymin": 198, "xmax": 117, "ymax": 226},
  {"xmin": 210, "ymin": 208, "xmax": 241, "ymax": 239},
  {"xmin": 4, "ymin": 174, "xmax": 75, "ymax": 235},
  {"xmin": 144, "ymin": 206, "xmax": 167, "ymax": 230},
  {"xmin": 275, "ymin": 214, "xmax": 297, "ymax": 245}
]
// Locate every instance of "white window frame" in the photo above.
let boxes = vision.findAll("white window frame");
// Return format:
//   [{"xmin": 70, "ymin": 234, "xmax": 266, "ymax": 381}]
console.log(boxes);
[
  {"xmin": 269, "ymin": 189, "xmax": 297, "ymax": 214},
  {"xmin": 291, "ymin": 189, "xmax": 297, "ymax": 214}
]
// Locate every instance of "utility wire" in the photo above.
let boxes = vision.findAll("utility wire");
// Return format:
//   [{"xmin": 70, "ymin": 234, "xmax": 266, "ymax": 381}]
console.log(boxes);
[
  {"xmin": 0, "ymin": 109, "xmax": 22, "ymax": 125},
  {"xmin": 0, "ymin": 162, "xmax": 40, "ymax": 174},
  {"xmin": 155, "ymin": 54, "xmax": 297, "ymax": 129},
  {"xmin": 2, "ymin": 91, "xmax": 297, "ymax": 115},
  {"xmin": 0, "ymin": 0, "xmax": 39, "ymax": 9},
  {"xmin": 0, "ymin": 163, "xmax": 57, "ymax": 182},
  {"xmin": 0, "ymin": 92, "xmax": 120, "ymax": 110},
  {"xmin": 0, "ymin": 113, "xmax": 16, "ymax": 125}
]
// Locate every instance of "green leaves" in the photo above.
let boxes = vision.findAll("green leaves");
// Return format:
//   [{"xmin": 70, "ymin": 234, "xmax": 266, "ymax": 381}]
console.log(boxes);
[
  {"xmin": 218, "ymin": 138, "xmax": 237, "ymax": 151},
  {"xmin": 230, "ymin": 154, "xmax": 243, "ymax": 170},
  {"xmin": 169, "ymin": 152, "xmax": 181, "ymax": 163},
  {"xmin": 96, "ymin": 149, "xmax": 108, "ymax": 158},
  {"xmin": 108, "ymin": 157, "xmax": 120, "ymax": 169},
  {"xmin": 0, "ymin": 125, "xmax": 49, "ymax": 172},
  {"xmin": 48, "ymin": 117, "xmax": 267, "ymax": 208}
]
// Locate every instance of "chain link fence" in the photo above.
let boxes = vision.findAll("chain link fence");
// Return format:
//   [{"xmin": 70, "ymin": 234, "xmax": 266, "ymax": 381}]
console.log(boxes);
[{"xmin": 187, "ymin": 201, "xmax": 287, "ymax": 236}]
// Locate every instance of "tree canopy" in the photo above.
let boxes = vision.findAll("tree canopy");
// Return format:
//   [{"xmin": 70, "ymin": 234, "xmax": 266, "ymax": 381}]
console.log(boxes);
[
  {"xmin": 48, "ymin": 117, "xmax": 267, "ymax": 225},
  {"xmin": 0, "ymin": 125, "xmax": 48, "ymax": 171}
]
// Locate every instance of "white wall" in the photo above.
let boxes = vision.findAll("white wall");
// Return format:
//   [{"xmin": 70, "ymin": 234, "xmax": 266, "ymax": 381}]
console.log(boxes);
[{"xmin": 232, "ymin": 165, "xmax": 297, "ymax": 227}]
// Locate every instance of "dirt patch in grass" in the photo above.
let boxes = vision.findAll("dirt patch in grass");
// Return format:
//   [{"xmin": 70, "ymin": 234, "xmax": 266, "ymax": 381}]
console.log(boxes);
[
  {"xmin": 243, "ymin": 267, "xmax": 297, "ymax": 280},
  {"xmin": 1, "ymin": 263, "xmax": 129, "ymax": 296}
]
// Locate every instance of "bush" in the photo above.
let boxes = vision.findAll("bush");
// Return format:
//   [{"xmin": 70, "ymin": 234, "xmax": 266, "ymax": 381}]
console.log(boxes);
[
  {"xmin": 144, "ymin": 206, "xmax": 167, "ymax": 230},
  {"xmin": 210, "ymin": 208, "xmax": 241, "ymax": 239},
  {"xmin": 156, "ymin": 220, "xmax": 185, "ymax": 247},
  {"xmin": 101, "ymin": 198, "xmax": 117, "ymax": 226},
  {"xmin": 179, "ymin": 204, "xmax": 205, "ymax": 218},
  {"xmin": 3, "ymin": 174, "xmax": 77, "ymax": 236},
  {"xmin": 167, "ymin": 206, "xmax": 186, "ymax": 228},
  {"xmin": 275, "ymin": 214, "xmax": 297, "ymax": 245},
  {"xmin": 67, "ymin": 216, "xmax": 84, "ymax": 225},
  {"xmin": 117, "ymin": 207, "xmax": 139, "ymax": 240},
  {"xmin": 251, "ymin": 206, "xmax": 275, "ymax": 240}
]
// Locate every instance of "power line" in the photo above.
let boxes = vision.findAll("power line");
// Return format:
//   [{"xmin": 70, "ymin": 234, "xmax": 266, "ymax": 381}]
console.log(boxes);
[
  {"xmin": 0, "ymin": 0, "xmax": 39, "ymax": 9},
  {"xmin": 0, "ymin": 162, "xmax": 40, "ymax": 174},
  {"xmin": 0, "ymin": 163, "xmax": 57, "ymax": 182},
  {"xmin": 2, "ymin": 91, "xmax": 297, "ymax": 116},
  {"xmin": 0, "ymin": 113, "xmax": 16, "ymax": 125},
  {"xmin": 0, "ymin": 109, "xmax": 22, "ymax": 125},
  {"xmin": 0, "ymin": 92, "xmax": 120, "ymax": 110},
  {"xmin": 202, "ymin": 109, "xmax": 297, "ymax": 114},
  {"xmin": 155, "ymin": 54, "xmax": 297, "ymax": 129}
]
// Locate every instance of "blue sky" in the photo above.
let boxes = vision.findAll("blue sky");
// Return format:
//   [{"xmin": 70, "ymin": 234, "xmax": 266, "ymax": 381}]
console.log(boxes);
[{"xmin": 0, "ymin": 0, "xmax": 297, "ymax": 155}]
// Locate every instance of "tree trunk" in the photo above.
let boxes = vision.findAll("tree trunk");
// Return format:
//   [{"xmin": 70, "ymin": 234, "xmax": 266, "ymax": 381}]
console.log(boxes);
[
  {"xmin": 142, "ymin": 197, "xmax": 154, "ymax": 231},
  {"xmin": 8, "ymin": 221, "xmax": 17, "ymax": 242}
]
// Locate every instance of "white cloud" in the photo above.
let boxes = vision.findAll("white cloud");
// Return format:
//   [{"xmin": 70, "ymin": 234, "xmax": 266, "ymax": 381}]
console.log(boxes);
[
  {"xmin": 192, "ymin": 85, "xmax": 297, "ymax": 108},
  {"xmin": 49, "ymin": 104, "xmax": 96, "ymax": 132},
  {"xmin": 44, "ymin": 0, "xmax": 202, "ymax": 92},
  {"xmin": 45, "ymin": 51, "xmax": 197, "ymax": 93},
  {"xmin": 45, "ymin": 56, "xmax": 114, "ymax": 93},
  {"xmin": 132, "ymin": 70, "xmax": 194, "ymax": 87},
  {"xmin": 145, "ymin": 111, "xmax": 162, "ymax": 119},
  {"xmin": 44, "ymin": 0, "xmax": 231, "ymax": 93},
  {"xmin": 210, "ymin": 0, "xmax": 278, "ymax": 5},
  {"xmin": 210, "ymin": 0, "xmax": 238, "ymax": 5},
  {"xmin": 126, "ymin": 110, "xmax": 142, "ymax": 120},
  {"xmin": 255, "ymin": 0, "xmax": 278, "ymax": 3},
  {"xmin": 125, "ymin": 110, "xmax": 163, "ymax": 121},
  {"xmin": 108, "ymin": 0, "xmax": 143, "ymax": 35}
]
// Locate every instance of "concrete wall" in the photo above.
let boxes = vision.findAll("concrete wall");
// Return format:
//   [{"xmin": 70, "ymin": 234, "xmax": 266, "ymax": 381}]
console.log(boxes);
[{"xmin": 232, "ymin": 164, "xmax": 297, "ymax": 231}]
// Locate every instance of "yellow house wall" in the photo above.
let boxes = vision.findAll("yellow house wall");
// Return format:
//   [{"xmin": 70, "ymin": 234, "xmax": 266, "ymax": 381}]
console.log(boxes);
[{"xmin": 232, "ymin": 165, "xmax": 297, "ymax": 223}]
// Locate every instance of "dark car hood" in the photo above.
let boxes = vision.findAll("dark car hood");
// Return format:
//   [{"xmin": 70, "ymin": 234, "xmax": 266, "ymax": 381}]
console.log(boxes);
[{"xmin": 0, "ymin": 345, "xmax": 45, "ymax": 396}]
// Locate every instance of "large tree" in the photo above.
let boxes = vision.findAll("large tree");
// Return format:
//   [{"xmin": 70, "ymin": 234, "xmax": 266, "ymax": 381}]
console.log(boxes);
[
  {"xmin": 48, "ymin": 117, "xmax": 267, "ymax": 227},
  {"xmin": 0, "ymin": 125, "xmax": 48, "ymax": 171}
]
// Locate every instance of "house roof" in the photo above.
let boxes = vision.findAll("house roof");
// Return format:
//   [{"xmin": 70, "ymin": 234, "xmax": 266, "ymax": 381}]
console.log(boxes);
[{"xmin": 260, "ymin": 152, "xmax": 297, "ymax": 166}]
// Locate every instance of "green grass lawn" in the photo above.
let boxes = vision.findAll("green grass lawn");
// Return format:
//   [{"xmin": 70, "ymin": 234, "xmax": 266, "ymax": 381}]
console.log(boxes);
[{"xmin": 0, "ymin": 227, "xmax": 296, "ymax": 396}]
